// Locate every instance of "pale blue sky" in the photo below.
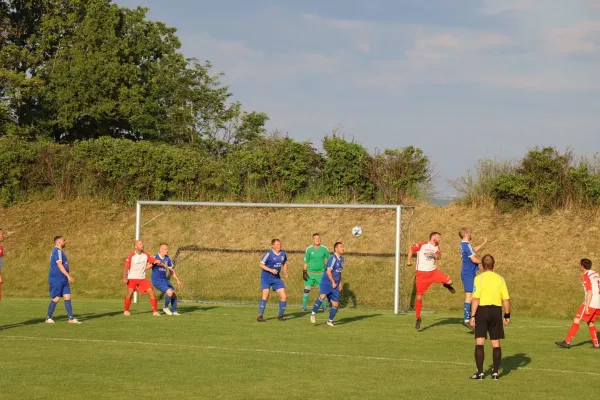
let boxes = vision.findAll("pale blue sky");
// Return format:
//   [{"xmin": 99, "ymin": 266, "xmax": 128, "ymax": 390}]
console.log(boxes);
[{"xmin": 115, "ymin": 0, "xmax": 600, "ymax": 195}]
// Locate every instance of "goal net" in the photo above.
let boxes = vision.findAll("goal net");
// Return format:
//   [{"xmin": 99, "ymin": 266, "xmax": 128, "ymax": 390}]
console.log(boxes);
[{"xmin": 134, "ymin": 201, "xmax": 415, "ymax": 313}]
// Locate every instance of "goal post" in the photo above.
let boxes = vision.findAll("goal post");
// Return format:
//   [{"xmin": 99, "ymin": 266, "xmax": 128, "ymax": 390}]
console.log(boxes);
[{"xmin": 135, "ymin": 200, "xmax": 412, "ymax": 314}]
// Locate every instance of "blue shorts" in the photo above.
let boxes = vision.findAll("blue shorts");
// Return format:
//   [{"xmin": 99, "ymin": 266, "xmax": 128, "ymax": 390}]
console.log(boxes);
[
  {"xmin": 153, "ymin": 280, "xmax": 175, "ymax": 294},
  {"xmin": 261, "ymin": 275, "xmax": 285, "ymax": 291},
  {"xmin": 49, "ymin": 281, "xmax": 71, "ymax": 298},
  {"xmin": 319, "ymin": 283, "xmax": 340, "ymax": 302},
  {"xmin": 461, "ymin": 271, "xmax": 476, "ymax": 292}
]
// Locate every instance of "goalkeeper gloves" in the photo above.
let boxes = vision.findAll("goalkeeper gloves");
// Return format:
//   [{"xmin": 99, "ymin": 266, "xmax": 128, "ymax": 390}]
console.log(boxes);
[{"xmin": 303, "ymin": 270, "xmax": 308, "ymax": 281}]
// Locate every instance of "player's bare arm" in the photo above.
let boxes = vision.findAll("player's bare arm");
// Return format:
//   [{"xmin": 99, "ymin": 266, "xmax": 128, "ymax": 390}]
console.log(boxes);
[
  {"xmin": 327, "ymin": 268, "xmax": 336, "ymax": 288},
  {"xmin": 259, "ymin": 262, "xmax": 277, "ymax": 275},
  {"xmin": 470, "ymin": 297, "xmax": 480, "ymax": 327},
  {"xmin": 474, "ymin": 237, "xmax": 488, "ymax": 252},
  {"xmin": 406, "ymin": 248, "xmax": 414, "ymax": 266},
  {"xmin": 283, "ymin": 262, "xmax": 288, "ymax": 278},
  {"xmin": 585, "ymin": 289, "xmax": 593, "ymax": 314},
  {"xmin": 503, "ymin": 299, "xmax": 511, "ymax": 326},
  {"xmin": 469, "ymin": 256, "xmax": 482, "ymax": 264},
  {"xmin": 56, "ymin": 260, "xmax": 74, "ymax": 283}
]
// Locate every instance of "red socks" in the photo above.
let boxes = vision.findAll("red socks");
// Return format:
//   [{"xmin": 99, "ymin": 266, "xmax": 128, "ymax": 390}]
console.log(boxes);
[
  {"xmin": 124, "ymin": 297, "xmax": 131, "ymax": 311},
  {"xmin": 565, "ymin": 323, "xmax": 580, "ymax": 344},
  {"xmin": 589, "ymin": 325, "xmax": 599, "ymax": 347},
  {"xmin": 150, "ymin": 298, "xmax": 158, "ymax": 312},
  {"xmin": 416, "ymin": 299, "xmax": 423, "ymax": 319}
]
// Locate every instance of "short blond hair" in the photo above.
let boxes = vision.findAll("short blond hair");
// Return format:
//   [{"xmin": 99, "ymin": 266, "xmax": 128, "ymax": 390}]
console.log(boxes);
[{"xmin": 458, "ymin": 228, "xmax": 469, "ymax": 239}]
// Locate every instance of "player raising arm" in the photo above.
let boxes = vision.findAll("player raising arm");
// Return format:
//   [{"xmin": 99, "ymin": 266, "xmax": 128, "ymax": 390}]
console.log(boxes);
[
  {"xmin": 310, "ymin": 241, "xmax": 344, "ymax": 327},
  {"xmin": 123, "ymin": 240, "xmax": 168, "ymax": 316},
  {"xmin": 151, "ymin": 243, "xmax": 183, "ymax": 316},
  {"xmin": 555, "ymin": 258, "xmax": 600, "ymax": 349},
  {"xmin": 257, "ymin": 239, "xmax": 288, "ymax": 322},
  {"xmin": 459, "ymin": 228, "xmax": 488, "ymax": 330},
  {"xmin": 45, "ymin": 236, "xmax": 81, "ymax": 324},
  {"xmin": 407, "ymin": 232, "xmax": 455, "ymax": 330}
]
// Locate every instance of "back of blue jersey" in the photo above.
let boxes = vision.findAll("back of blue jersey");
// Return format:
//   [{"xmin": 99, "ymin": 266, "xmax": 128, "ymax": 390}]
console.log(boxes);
[
  {"xmin": 323, "ymin": 255, "xmax": 344, "ymax": 285},
  {"xmin": 152, "ymin": 254, "xmax": 173, "ymax": 282},
  {"xmin": 49, "ymin": 247, "xmax": 69, "ymax": 282},
  {"xmin": 460, "ymin": 242, "xmax": 478, "ymax": 273},
  {"xmin": 260, "ymin": 250, "xmax": 287, "ymax": 277}
]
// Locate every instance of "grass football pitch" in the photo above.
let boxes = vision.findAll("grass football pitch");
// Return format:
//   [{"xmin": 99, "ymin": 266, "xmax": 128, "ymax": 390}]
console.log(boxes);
[{"xmin": 1, "ymin": 298, "xmax": 598, "ymax": 399}]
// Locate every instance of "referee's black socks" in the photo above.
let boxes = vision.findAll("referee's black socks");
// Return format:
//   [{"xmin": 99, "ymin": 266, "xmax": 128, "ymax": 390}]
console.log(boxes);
[
  {"xmin": 492, "ymin": 347, "xmax": 502, "ymax": 374},
  {"xmin": 475, "ymin": 345, "xmax": 485, "ymax": 373}
]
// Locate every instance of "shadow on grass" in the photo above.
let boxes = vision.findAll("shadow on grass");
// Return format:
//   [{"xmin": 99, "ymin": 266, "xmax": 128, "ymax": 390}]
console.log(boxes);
[
  {"xmin": 177, "ymin": 305, "xmax": 219, "ymax": 313},
  {"xmin": 335, "ymin": 313, "xmax": 382, "ymax": 325},
  {"xmin": 570, "ymin": 340, "xmax": 593, "ymax": 348},
  {"xmin": 419, "ymin": 317, "xmax": 464, "ymax": 332},
  {"xmin": 484, "ymin": 352, "xmax": 532, "ymax": 377}
]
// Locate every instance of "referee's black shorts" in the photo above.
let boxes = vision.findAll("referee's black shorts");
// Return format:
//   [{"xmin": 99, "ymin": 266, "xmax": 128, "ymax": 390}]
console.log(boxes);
[{"xmin": 475, "ymin": 305, "xmax": 504, "ymax": 340}]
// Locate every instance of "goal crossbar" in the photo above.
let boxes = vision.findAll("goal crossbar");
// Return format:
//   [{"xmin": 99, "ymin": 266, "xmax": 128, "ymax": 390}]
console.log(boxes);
[{"xmin": 135, "ymin": 200, "xmax": 411, "ymax": 314}]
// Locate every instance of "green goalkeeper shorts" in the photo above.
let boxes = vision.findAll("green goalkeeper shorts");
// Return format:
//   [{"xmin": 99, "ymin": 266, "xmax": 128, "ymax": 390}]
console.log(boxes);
[{"xmin": 305, "ymin": 273, "xmax": 323, "ymax": 288}]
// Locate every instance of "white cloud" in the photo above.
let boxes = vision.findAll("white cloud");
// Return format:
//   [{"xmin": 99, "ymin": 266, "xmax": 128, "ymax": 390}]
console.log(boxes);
[
  {"xmin": 480, "ymin": 0, "xmax": 536, "ymax": 15},
  {"xmin": 547, "ymin": 20, "xmax": 600, "ymax": 55}
]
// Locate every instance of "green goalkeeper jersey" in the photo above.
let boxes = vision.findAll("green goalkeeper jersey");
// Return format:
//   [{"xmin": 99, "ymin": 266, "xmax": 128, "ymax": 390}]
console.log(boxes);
[{"xmin": 304, "ymin": 245, "xmax": 330, "ymax": 274}]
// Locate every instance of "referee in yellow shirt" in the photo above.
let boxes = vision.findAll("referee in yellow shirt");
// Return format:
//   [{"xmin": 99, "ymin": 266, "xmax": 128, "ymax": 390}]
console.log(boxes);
[{"xmin": 469, "ymin": 254, "xmax": 510, "ymax": 380}]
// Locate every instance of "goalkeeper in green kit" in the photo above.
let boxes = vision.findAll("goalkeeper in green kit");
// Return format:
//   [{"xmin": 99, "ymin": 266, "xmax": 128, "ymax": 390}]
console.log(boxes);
[{"xmin": 301, "ymin": 233, "xmax": 330, "ymax": 311}]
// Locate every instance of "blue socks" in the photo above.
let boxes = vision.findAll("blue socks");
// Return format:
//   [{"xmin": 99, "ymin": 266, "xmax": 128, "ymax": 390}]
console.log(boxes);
[
  {"xmin": 278, "ymin": 301, "xmax": 286, "ymax": 317},
  {"xmin": 171, "ymin": 296, "xmax": 177, "ymax": 313},
  {"xmin": 464, "ymin": 302, "xmax": 471, "ymax": 321},
  {"xmin": 64, "ymin": 300, "xmax": 73, "ymax": 319},
  {"xmin": 258, "ymin": 299, "xmax": 267, "ymax": 315},
  {"xmin": 47, "ymin": 300, "xmax": 58, "ymax": 319},
  {"xmin": 312, "ymin": 298, "xmax": 323, "ymax": 314},
  {"xmin": 329, "ymin": 306, "xmax": 338, "ymax": 321},
  {"xmin": 164, "ymin": 295, "xmax": 171, "ymax": 309}
]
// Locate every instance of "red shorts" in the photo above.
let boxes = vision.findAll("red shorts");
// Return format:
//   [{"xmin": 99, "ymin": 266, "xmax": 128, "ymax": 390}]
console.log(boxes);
[
  {"xmin": 127, "ymin": 279, "xmax": 153, "ymax": 294},
  {"xmin": 416, "ymin": 269, "xmax": 452, "ymax": 296},
  {"xmin": 575, "ymin": 304, "xmax": 600, "ymax": 323}
]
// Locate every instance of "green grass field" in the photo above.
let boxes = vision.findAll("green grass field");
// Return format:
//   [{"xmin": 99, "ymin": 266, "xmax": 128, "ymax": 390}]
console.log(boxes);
[{"xmin": 1, "ymin": 298, "xmax": 598, "ymax": 399}]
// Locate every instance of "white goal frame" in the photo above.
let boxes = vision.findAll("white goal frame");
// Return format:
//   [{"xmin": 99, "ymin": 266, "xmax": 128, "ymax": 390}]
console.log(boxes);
[{"xmin": 135, "ymin": 201, "xmax": 409, "ymax": 314}]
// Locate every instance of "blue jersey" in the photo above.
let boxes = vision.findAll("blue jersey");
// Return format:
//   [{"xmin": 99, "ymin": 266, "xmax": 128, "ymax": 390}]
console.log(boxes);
[
  {"xmin": 323, "ymin": 254, "xmax": 344, "ymax": 286},
  {"xmin": 260, "ymin": 250, "xmax": 288, "ymax": 278},
  {"xmin": 49, "ymin": 247, "xmax": 69, "ymax": 283},
  {"xmin": 152, "ymin": 254, "xmax": 173, "ymax": 282},
  {"xmin": 460, "ymin": 241, "xmax": 479, "ymax": 274}
]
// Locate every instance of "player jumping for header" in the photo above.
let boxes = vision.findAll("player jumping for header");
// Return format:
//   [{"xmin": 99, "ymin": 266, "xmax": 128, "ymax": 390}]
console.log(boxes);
[
  {"xmin": 310, "ymin": 241, "xmax": 344, "ymax": 327},
  {"xmin": 302, "ymin": 233, "xmax": 330, "ymax": 312},
  {"xmin": 407, "ymin": 232, "xmax": 455, "ymax": 330},
  {"xmin": 555, "ymin": 258, "xmax": 600, "ymax": 349},
  {"xmin": 459, "ymin": 227, "xmax": 488, "ymax": 331},
  {"xmin": 151, "ymin": 243, "xmax": 183, "ymax": 316},
  {"xmin": 257, "ymin": 239, "xmax": 288, "ymax": 322}
]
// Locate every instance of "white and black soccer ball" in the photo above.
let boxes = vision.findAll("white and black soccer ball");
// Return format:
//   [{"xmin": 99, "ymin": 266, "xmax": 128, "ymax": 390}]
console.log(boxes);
[{"xmin": 352, "ymin": 225, "xmax": 363, "ymax": 237}]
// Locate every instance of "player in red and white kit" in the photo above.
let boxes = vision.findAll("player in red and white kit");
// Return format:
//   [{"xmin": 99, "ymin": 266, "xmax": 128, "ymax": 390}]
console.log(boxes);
[
  {"xmin": 555, "ymin": 258, "xmax": 600, "ymax": 349},
  {"xmin": 123, "ymin": 240, "xmax": 168, "ymax": 316},
  {"xmin": 407, "ymin": 232, "xmax": 455, "ymax": 330}
]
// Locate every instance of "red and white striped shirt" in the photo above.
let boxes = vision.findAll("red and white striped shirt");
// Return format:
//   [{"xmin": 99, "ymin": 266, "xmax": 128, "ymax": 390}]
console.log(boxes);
[
  {"xmin": 582, "ymin": 270, "xmax": 600, "ymax": 309},
  {"xmin": 411, "ymin": 241, "xmax": 440, "ymax": 272}
]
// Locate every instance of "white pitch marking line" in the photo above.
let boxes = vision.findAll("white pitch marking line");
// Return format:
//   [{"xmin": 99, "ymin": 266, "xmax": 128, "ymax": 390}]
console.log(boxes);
[{"xmin": 1, "ymin": 335, "xmax": 599, "ymax": 377}]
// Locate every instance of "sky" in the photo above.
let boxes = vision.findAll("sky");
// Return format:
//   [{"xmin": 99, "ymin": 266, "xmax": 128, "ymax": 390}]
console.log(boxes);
[{"xmin": 114, "ymin": 0, "xmax": 600, "ymax": 196}]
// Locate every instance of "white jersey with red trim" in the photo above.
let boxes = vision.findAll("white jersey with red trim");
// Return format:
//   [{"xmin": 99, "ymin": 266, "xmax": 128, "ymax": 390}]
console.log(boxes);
[
  {"xmin": 124, "ymin": 251, "xmax": 156, "ymax": 280},
  {"xmin": 411, "ymin": 241, "xmax": 440, "ymax": 272},
  {"xmin": 582, "ymin": 270, "xmax": 600, "ymax": 309}
]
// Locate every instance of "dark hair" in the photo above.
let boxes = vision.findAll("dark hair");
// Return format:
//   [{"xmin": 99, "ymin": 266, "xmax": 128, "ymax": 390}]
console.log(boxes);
[
  {"xmin": 271, "ymin": 238, "xmax": 280, "ymax": 245},
  {"xmin": 429, "ymin": 232, "xmax": 441, "ymax": 239},
  {"xmin": 312, "ymin": 233, "xmax": 320, "ymax": 237},
  {"xmin": 53, "ymin": 236, "xmax": 64, "ymax": 243},
  {"xmin": 482, "ymin": 254, "xmax": 495, "ymax": 270},
  {"xmin": 581, "ymin": 258, "xmax": 592, "ymax": 270},
  {"xmin": 334, "ymin": 241, "xmax": 343, "ymax": 251}
]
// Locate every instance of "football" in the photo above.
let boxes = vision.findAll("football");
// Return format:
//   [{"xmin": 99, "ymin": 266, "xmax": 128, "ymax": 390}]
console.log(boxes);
[{"xmin": 352, "ymin": 225, "xmax": 363, "ymax": 237}]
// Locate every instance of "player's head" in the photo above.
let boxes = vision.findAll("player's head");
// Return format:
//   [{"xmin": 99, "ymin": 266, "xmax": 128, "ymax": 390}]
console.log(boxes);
[
  {"xmin": 429, "ymin": 232, "xmax": 441, "ymax": 245},
  {"xmin": 54, "ymin": 236, "xmax": 65, "ymax": 248},
  {"xmin": 312, "ymin": 233, "xmax": 321, "ymax": 246},
  {"xmin": 458, "ymin": 228, "xmax": 470, "ymax": 240},
  {"xmin": 481, "ymin": 254, "xmax": 495, "ymax": 270},
  {"xmin": 271, "ymin": 238, "xmax": 281, "ymax": 252},
  {"xmin": 580, "ymin": 258, "xmax": 592, "ymax": 271},
  {"xmin": 134, "ymin": 240, "xmax": 144, "ymax": 253},
  {"xmin": 159, "ymin": 243, "xmax": 168, "ymax": 256},
  {"xmin": 334, "ymin": 241, "xmax": 344, "ymax": 255}
]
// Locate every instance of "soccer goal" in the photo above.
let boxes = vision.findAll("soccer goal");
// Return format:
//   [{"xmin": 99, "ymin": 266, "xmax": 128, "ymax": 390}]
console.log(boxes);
[{"xmin": 134, "ymin": 201, "xmax": 415, "ymax": 314}]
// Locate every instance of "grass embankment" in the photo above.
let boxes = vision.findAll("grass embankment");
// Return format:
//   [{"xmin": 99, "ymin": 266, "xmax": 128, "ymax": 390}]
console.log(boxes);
[{"xmin": 0, "ymin": 198, "xmax": 597, "ymax": 317}]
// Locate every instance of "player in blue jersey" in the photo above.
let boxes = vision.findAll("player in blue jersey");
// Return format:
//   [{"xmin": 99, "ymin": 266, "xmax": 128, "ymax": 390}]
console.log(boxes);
[
  {"xmin": 310, "ymin": 241, "xmax": 344, "ymax": 327},
  {"xmin": 459, "ymin": 228, "xmax": 488, "ymax": 330},
  {"xmin": 46, "ymin": 236, "xmax": 81, "ymax": 324},
  {"xmin": 257, "ymin": 239, "xmax": 288, "ymax": 322},
  {"xmin": 151, "ymin": 243, "xmax": 183, "ymax": 316}
]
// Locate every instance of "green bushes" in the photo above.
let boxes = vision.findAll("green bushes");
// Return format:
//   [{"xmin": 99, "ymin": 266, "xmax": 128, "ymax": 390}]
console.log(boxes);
[
  {"xmin": 0, "ymin": 135, "xmax": 433, "ymax": 206},
  {"xmin": 452, "ymin": 147, "xmax": 600, "ymax": 213}
]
